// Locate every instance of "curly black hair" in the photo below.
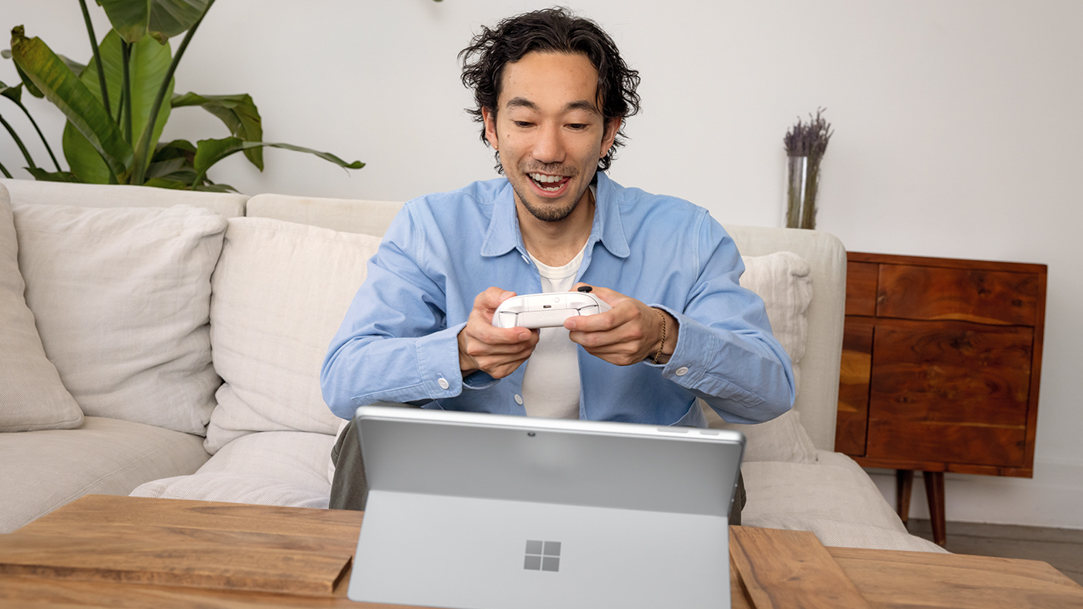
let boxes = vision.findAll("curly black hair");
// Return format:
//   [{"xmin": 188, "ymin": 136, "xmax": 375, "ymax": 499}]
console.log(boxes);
[{"xmin": 459, "ymin": 7, "xmax": 641, "ymax": 173}]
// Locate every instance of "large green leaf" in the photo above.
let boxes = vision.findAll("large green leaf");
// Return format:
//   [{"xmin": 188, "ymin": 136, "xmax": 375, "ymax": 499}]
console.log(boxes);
[
  {"xmin": 191, "ymin": 137, "xmax": 363, "ymax": 186},
  {"xmin": 172, "ymin": 92, "xmax": 263, "ymax": 169},
  {"xmin": 62, "ymin": 30, "xmax": 172, "ymax": 184},
  {"xmin": 58, "ymin": 54, "xmax": 87, "ymax": 78},
  {"xmin": 10, "ymin": 27, "xmax": 132, "ymax": 181},
  {"xmin": 4, "ymin": 46, "xmax": 44, "ymax": 98},
  {"xmin": 97, "ymin": 0, "xmax": 213, "ymax": 44},
  {"xmin": 25, "ymin": 167, "xmax": 81, "ymax": 182},
  {"xmin": 0, "ymin": 79, "xmax": 22, "ymax": 104}
]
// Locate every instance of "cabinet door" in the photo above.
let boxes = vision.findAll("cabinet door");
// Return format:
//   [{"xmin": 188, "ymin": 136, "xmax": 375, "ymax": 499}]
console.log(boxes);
[{"xmin": 865, "ymin": 319, "xmax": 1032, "ymax": 467}]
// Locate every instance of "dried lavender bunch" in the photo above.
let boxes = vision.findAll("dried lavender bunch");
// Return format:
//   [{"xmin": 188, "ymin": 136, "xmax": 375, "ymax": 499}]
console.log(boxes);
[
  {"xmin": 784, "ymin": 108, "xmax": 832, "ymax": 229},
  {"xmin": 784, "ymin": 108, "xmax": 833, "ymax": 158}
]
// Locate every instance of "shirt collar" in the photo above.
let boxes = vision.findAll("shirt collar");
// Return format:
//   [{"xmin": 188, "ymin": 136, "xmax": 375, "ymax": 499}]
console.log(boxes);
[{"xmin": 480, "ymin": 172, "xmax": 629, "ymax": 259}]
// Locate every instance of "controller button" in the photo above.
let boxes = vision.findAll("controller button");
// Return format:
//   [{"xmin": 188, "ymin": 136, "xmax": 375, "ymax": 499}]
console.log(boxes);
[{"xmin": 577, "ymin": 285, "xmax": 593, "ymax": 293}]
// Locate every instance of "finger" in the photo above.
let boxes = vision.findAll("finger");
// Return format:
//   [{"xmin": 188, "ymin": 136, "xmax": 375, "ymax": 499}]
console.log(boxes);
[
  {"xmin": 568, "ymin": 323, "xmax": 640, "ymax": 350},
  {"xmin": 474, "ymin": 286, "xmax": 517, "ymax": 313},
  {"xmin": 572, "ymin": 283, "xmax": 622, "ymax": 307},
  {"xmin": 564, "ymin": 308, "xmax": 621, "ymax": 333},
  {"xmin": 472, "ymin": 341, "xmax": 537, "ymax": 378},
  {"xmin": 471, "ymin": 320, "xmax": 535, "ymax": 345}
]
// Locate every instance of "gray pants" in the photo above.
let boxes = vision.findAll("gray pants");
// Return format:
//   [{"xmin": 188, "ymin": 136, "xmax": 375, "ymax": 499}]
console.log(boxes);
[{"xmin": 330, "ymin": 417, "xmax": 747, "ymax": 525}]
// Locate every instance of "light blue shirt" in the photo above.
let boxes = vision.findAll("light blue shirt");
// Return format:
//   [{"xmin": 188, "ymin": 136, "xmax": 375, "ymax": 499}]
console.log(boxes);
[{"xmin": 321, "ymin": 173, "xmax": 795, "ymax": 427}]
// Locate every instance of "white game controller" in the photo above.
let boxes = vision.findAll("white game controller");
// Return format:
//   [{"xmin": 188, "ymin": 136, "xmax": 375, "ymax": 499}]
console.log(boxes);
[{"xmin": 493, "ymin": 291, "xmax": 612, "ymax": 329}]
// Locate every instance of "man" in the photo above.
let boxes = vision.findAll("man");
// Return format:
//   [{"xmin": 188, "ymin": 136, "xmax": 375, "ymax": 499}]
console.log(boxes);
[{"xmin": 321, "ymin": 8, "xmax": 795, "ymax": 523}]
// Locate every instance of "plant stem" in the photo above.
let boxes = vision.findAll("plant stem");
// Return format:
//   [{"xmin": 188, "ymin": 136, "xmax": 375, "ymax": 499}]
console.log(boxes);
[
  {"xmin": 15, "ymin": 100, "xmax": 61, "ymax": 171},
  {"xmin": 121, "ymin": 40, "xmax": 132, "ymax": 145},
  {"xmin": 0, "ymin": 112, "xmax": 38, "ymax": 169},
  {"xmin": 0, "ymin": 160, "xmax": 12, "ymax": 178},
  {"xmin": 132, "ymin": 0, "xmax": 216, "ymax": 185},
  {"xmin": 78, "ymin": 0, "xmax": 111, "ymax": 117}
]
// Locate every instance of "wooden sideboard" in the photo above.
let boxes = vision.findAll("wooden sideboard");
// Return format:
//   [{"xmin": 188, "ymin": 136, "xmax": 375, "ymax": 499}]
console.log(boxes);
[{"xmin": 836, "ymin": 252, "xmax": 1047, "ymax": 545}]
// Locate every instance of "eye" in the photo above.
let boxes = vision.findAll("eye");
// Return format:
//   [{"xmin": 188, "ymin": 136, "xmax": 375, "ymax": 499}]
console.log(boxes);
[
  {"xmin": 567, "ymin": 123, "xmax": 588, "ymax": 131},
  {"xmin": 513, "ymin": 121, "xmax": 534, "ymax": 128}
]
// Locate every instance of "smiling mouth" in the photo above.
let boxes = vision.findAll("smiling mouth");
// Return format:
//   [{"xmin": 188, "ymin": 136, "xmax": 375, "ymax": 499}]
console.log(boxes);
[{"xmin": 528, "ymin": 172, "xmax": 570, "ymax": 192}]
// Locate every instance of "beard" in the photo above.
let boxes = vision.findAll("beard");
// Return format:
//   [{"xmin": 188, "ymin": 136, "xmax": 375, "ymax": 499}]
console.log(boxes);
[
  {"xmin": 511, "ymin": 183, "xmax": 582, "ymax": 222},
  {"xmin": 510, "ymin": 162, "xmax": 589, "ymax": 223}
]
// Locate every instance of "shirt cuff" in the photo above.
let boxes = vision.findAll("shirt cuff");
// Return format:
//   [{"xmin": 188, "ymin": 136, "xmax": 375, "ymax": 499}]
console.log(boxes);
[{"xmin": 415, "ymin": 323, "xmax": 470, "ymax": 399}]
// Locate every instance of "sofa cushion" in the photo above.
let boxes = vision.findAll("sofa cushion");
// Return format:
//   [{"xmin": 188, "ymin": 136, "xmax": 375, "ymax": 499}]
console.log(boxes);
[
  {"xmin": 0, "ymin": 416, "xmax": 210, "ymax": 533},
  {"xmin": 739, "ymin": 251, "xmax": 811, "ymax": 389},
  {"xmin": 131, "ymin": 431, "xmax": 335, "ymax": 509},
  {"xmin": 13, "ymin": 204, "xmax": 227, "ymax": 435},
  {"xmin": 701, "ymin": 251, "xmax": 818, "ymax": 463},
  {"xmin": 742, "ymin": 450, "xmax": 947, "ymax": 553},
  {"xmin": 204, "ymin": 217, "xmax": 382, "ymax": 453},
  {"xmin": 0, "ymin": 185, "xmax": 83, "ymax": 432}
]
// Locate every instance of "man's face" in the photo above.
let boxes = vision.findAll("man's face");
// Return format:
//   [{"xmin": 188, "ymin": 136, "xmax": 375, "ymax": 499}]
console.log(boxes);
[{"xmin": 483, "ymin": 51, "xmax": 620, "ymax": 223}]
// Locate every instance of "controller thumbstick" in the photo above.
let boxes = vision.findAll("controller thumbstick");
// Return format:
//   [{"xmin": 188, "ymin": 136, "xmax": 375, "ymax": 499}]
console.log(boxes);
[{"xmin": 577, "ymin": 285, "xmax": 593, "ymax": 293}]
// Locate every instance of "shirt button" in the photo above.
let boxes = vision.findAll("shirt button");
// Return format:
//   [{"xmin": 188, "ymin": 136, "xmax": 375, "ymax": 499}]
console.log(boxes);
[
  {"xmin": 514, "ymin": 394, "xmax": 524, "ymax": 405},
  {"xmin": 438, "ymin": 377, "xmax": 450, "ymax": 390},
  {"xmin": 675, "ymin": 367, "xmax": 689, "ymax": 377}
]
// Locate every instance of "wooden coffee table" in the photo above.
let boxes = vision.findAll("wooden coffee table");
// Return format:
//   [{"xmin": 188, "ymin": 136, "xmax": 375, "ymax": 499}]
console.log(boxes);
[{"xmin": 0, "ymin": 495, "xmax": 1080, "ymax": 608}]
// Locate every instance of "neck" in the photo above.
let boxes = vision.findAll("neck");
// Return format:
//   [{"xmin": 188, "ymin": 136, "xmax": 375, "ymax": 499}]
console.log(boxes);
[{"xmin": 518, "ymin": 187, "xmax": 595, "ymax": 267}]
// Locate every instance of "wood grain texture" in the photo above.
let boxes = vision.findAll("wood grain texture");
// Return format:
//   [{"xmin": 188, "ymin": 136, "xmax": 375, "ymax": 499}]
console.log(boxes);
[
  {"xmin": 0, "ymin": 569, "xmax": 408, "ymax": 608},
  {"xmin": 729, "ymin": 526, "xmax": 870, "ymax": 609},
  {"xmin": 877, "ymin": 264, "xmax": 1040, "ymax": 326},
  {"xmin": 845, "ymin": 261, "xmax": 878, "ymax": 317},
  {"xmin": 835, "ymin": 319, "xmax": 874, "ymax": 456},
  {"xmin": 847, "ymin": 252, "xmax": 1047, "ymax": 275},
  {"xmin": 866, "ymin": 418, "xmax": 1026, "ymax": 467},
  {"xmin": 4, "ymin": 514, "xmax": 1081, "ymax": 609},
  {"xmin": 853, "ymin": 456, "xmax": 1033, "ymax": 478},
  {"xmin": 869, "ymin": 319, "xmax": 1032, "ymax": 426},
  {"xmin": 829, "ymin": 546, "xmax": 1083, "ymax": 609},
  {"xmin": 0, "ymin": 496, "xmax": 360, "ymax": 596}
]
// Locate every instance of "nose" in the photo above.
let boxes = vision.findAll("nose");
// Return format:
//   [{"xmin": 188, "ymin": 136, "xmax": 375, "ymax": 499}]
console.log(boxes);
[{"xmin": 532, "ymin": 123, "xmax": 565, "ymax": 165}]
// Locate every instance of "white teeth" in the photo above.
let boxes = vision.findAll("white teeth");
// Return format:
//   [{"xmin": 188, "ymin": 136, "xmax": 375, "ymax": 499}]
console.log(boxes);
[{"xmin": 529, "ymin": 173, "xmax": 565, "ymax": 184}]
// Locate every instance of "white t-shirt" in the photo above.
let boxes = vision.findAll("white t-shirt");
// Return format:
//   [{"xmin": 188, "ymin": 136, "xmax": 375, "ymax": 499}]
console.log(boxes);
[{"xmin": 520, "ymin": 245, "xmax": 586, "ymax": 419}]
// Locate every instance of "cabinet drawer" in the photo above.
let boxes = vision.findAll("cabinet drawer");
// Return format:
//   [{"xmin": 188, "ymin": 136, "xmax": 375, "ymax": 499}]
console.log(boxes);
[
  {"xmin": 866, "ymin": 419, "xmax": 1025, "ymax": 467},
  {"xmin": 868, "ymin": 319, "xmax": 1032, "ymax": 427},
  {"xmin": 877, "ymin": 265, "xmax": 1040, "ymax": 325},
  {"xmin": 845, "ymin": 261, "xmax": 878, "ymax": 317}
]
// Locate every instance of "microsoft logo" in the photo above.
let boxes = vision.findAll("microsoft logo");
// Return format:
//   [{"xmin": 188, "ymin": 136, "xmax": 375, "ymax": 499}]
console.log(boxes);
[{"xmin": 524, "ymin": 540, "xmax": 561, "ymax": 572}]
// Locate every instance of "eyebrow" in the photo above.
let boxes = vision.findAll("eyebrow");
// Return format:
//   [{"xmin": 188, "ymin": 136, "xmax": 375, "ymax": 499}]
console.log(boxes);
[{"xmin": 505, "ymin": 97, "xmax": 601, "ymax": 115}]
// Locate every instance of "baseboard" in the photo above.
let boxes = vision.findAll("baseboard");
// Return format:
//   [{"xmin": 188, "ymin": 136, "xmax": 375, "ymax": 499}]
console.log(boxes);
[{"xmin": 866, "ymin": 458, "xmax": 1083, "ymax": 530}]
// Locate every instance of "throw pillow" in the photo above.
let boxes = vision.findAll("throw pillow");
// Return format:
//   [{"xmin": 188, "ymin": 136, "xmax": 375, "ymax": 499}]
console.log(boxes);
[
  {"xmin": 13, "ymin": 203, "xmax": 227, "ymax": 435},
  {"xmin": 0, "ymin": 184, "xmax": 83, "ymax": 432},
  {"xmin": 204, "ymin": 217, "xmax": 382, "ymax": 453},
  {"xmin": 700, "ymin": 251, "xmax": 818, "ymax": 463}
]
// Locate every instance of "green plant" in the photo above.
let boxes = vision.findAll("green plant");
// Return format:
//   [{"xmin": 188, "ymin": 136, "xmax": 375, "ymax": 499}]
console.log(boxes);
[{"xmin": 3, "ymin": 0, "xmax": 362, "ymax": 191}]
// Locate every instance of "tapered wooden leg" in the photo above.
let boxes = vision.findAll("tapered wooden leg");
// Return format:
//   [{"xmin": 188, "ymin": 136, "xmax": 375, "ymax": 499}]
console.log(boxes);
[
  {"xmin": 923, "ymin": 471, "xmax": 947, "ymax": 546},
  {"xmin": 895, "ymin": 470, "xmax": 914, "ymax": 528}
]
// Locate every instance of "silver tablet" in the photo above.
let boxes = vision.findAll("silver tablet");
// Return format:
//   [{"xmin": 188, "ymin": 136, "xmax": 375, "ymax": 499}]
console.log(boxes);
[{"xmin": 347, "ymin": 405, "xmax": 744, "ymax": 609}]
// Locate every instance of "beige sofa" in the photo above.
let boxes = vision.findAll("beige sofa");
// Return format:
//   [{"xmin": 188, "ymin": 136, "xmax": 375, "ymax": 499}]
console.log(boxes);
[{"xmin": 0, "ymin": 178, "xmax": 942, "ymax": 553}]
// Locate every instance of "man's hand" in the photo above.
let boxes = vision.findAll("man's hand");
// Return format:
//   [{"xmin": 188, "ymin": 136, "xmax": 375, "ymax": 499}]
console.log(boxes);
[
  {"xmin": 564, "ymin": 284, "xmax": 679, "ymax": 366},
  {"xmin": 458, "ymin": 287, "xmax": 539, "ymax": 378}
]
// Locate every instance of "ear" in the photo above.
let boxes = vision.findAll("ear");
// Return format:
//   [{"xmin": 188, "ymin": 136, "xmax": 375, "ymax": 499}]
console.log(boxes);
[
  {"xmin": 482, "ymin": 107, "xmax": 499, "ymax": 150},
  {"xmin": 601, "ymin": 117, "xmax": 621, "ymax": 158}
]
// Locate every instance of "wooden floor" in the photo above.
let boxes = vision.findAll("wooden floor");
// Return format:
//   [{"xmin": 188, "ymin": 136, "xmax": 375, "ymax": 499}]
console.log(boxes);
[{"xmin": 908, "ymin": 519, "xmax": 1083, "ymax": 587}]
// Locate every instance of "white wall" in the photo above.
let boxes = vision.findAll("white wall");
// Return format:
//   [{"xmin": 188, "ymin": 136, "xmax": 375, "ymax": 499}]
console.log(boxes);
[{"xmin": 3, "ymin": 0, "xmax": 1081, "ymax": 529}]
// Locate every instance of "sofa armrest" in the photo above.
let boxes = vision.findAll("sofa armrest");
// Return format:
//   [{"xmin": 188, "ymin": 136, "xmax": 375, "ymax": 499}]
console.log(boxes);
[{"xmin": 723, "ymin": 225, "xmax": 847, "ymax": 452}]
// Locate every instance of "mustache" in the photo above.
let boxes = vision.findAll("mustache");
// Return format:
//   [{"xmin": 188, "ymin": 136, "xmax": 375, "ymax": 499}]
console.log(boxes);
[{"xmin": 521, "ymin": 162, "xmax": 578, "ymax": 177}]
